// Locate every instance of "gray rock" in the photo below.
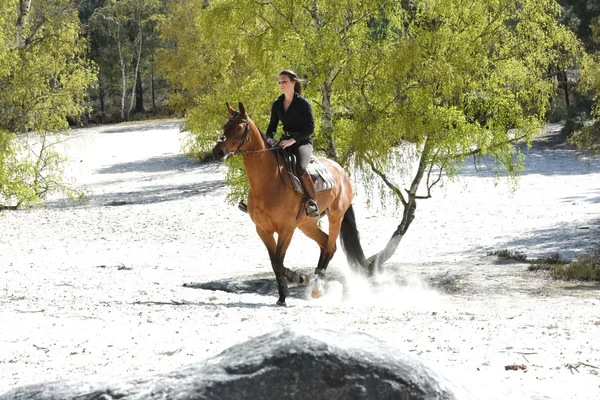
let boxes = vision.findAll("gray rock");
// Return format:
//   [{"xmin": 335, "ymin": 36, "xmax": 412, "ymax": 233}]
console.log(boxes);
[{"xmin": 1, "ymin": 326, "xmax": 468, "ymax": 400}]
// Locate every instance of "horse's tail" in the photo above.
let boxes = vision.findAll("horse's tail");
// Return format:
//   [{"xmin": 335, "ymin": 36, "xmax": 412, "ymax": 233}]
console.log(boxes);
[{"xmin": 340, "ymin": 204, "xmax": 370, "ymax": 275}]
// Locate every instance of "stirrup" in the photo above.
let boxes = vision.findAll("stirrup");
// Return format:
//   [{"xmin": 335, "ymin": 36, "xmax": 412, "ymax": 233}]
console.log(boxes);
[
  {"xmin": 306, "ymin": 200, "xmax": 320, "ymax": 218},
  {"xmin": 238, "ymin": 201, "xmax": 248, "ymax": 213}
]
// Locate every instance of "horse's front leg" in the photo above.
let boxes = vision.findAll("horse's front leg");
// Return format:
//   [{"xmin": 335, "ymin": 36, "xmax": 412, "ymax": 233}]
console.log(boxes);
[
  {"xmin": 282, "ymin": 267, "xmax": 310, "ymax": 285},
  {"xmin": 256, "ymin": 227, "xmax": 294, "ymax": 306}
]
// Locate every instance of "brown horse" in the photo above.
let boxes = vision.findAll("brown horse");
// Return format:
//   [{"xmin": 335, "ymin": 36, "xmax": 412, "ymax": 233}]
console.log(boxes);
[{"xmin": 212, "ymin": 102, "xmax": 368, "ymax": 306}]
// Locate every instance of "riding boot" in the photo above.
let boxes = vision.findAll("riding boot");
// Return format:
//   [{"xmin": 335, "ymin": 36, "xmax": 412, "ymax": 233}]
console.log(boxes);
[{"xmin": 299, "ymin": 172, "xmax": 320, "ymax": 218}]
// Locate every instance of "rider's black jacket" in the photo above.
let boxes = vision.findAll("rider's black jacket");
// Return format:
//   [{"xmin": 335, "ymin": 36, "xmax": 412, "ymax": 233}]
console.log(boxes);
[{"xmin": 266, "ymin": 92, "xmax": 315, "ymax": 144}]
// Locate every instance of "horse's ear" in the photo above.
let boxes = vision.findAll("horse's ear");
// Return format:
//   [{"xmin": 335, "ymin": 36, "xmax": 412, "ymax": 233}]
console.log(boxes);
[
  {"xmin": 226, "ymin": 102, "xmax": 235, "ymax": 117},
  {"xmin": 238, "ymin": 102, "xmax": 246, "ymax": 116}
]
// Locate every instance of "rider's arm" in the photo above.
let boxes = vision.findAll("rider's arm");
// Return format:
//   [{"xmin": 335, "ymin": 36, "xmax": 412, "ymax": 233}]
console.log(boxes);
[
  {"xmin": 266, "ymin": 100, "xmax": 280, "ymax": 139},
  {"xmin": 291, "ymin": 97, "xmax": 314, "ymax": 142}
]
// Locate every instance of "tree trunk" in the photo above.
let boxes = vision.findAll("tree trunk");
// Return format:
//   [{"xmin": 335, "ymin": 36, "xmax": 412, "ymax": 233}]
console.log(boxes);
[
  {"xmin": 117, "ymin": 25, "xmax": 126, "ymax": 121},
  {"xmin": 561, "ymin": 71, "xmax": 570, "ymax": 108},
  {"xmin": 135, "ymin": 69, "xmax": 144, "ymax": 113},
  {"xmin": 367, "ymin": 197, "xmax": 417, "ymax": 271},
  {"xmin": 128, "ymin": 11, "xmax": 143, "ymax": 120},
  {"xmin": 151, "ymin": 54, "xmax": 156, "ymax": 111},
  {"xmin": 16, "ymin": 0, "xmax": 32, "ymax": 47},
  {"xmin": 321, "ymin": 71, "xmax": 337, "ymax": 160},
  {"xmin": 99, "ymin": 76, "xmax": 105, "ymax": 114},
  {"xmin": 367, "ymin": 137, "xmax": 432, "ymax": 269},
  {"xmin": 308, "ymin": 2, "xmax": 336, "ymax": 160}
]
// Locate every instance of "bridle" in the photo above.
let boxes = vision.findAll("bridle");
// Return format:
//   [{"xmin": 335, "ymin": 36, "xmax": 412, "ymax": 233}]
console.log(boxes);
[
  {"xmin": 217, "ymin": 111, "xmax": 294, "ymax": 190},
  {"xmin": 218, "ymin": 112, "xmax": 279, "ymax": 156},
  {"xmin": 218, "ymin": 112, "xmax": 251, "ymax": 155}
]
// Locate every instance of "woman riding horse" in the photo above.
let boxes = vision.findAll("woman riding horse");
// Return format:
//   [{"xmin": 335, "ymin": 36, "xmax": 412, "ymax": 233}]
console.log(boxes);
[
  {"xmin": 212, "ymin": 73, "xmax": 369, "ymax": 306},
  {"xmin": 265, "ymin": 70, "xmax": 320, "ymax": 218}
]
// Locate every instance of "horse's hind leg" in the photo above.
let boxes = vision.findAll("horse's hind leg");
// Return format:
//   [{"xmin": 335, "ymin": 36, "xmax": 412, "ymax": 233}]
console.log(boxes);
[
  {"xmin": 312, "ymin": 212, "xmax": 347, "ymax": 297},
  {"xmin": 298, "ymin": 221, "xmax": 332, "ymax": 298},
  {"xmin": 256, "ymin": 226, "xmax": 294, "ymax": 306}
]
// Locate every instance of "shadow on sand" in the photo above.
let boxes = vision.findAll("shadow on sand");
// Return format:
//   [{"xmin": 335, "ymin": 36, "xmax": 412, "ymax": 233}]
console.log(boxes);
[
  {"xmin": 96, "ymin": 180, "xmax": 226, "ymax": 206},
  {"xmin": 45, "ymin": 179, "xmax": 226, "ymax": 209},
  {"xmin": 131, "ymin": 299, "xmax": 279, "ymax": 310},
  {"xmin": 184, "ymin": 269, "xmax": 348, "ymax": 304},
  {"xmin": 562, "ymin": 284, "xmax": 600, "ymax": 292},
  {"xmin": 96, "ymin": 154, "xmax": 204, "ymax": 174},
  {"xmin": 184, "ymin": 278, "xmax": 312, "ymax": 299},
  {"xmin": 493, "ymin": 217, "xmax": 600, "ymax": 260},
  {"xmin": 45, "ymin": 156, "xmax": 224, "ymax": 209},
  {"xmin": 458, "ymin": 131, "xmax": 600, "ymax": 178},
  {"xmin": 99, "ymin": 121, "xmax": 183, "ymax": 135}
]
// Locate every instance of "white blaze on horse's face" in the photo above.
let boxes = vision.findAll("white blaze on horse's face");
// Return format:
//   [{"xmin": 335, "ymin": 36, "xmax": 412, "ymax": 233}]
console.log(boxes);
[{"xmin": 212, "ymin": 137, "xmax": 229, "ymax": 162}]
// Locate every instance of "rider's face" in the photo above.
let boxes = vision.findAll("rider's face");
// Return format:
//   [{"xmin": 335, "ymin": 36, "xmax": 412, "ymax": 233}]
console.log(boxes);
[{"xmin": 278, "ymin": 75, "xmax": 294, "ymax": 94}]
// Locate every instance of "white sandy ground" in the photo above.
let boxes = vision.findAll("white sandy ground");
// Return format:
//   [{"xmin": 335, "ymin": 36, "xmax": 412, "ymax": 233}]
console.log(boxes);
[{"xmin": 0, "ymin": 120, "xmax": 599, "ymax": 399}]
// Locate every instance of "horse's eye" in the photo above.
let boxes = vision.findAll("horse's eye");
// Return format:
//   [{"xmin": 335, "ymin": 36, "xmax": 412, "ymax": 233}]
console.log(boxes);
[{"xmin": 237, "ymin": 126, "xmax": 242, "ymax": 131}]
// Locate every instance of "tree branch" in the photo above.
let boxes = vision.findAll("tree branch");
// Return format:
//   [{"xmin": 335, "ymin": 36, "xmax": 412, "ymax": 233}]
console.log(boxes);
[
  {"xmin": 262, "ymin": 0, "xmax": 301, "ymax": 35},
  {"xmin": 449, "ymin": 132, "xmax": 528, "ymax": 160},
  {"xmin": 426, "ymin": 162, "xmax": 443, "ymax": 195},
  {"xmin": 366, "ymin": 159, "xmax": 407, "ymax": 206}
]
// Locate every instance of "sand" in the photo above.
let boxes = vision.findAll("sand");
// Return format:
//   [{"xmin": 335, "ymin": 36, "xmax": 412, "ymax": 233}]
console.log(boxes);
[{"xmin": 1, "ymin": 120, "xmax": 599, "ymax": 399}]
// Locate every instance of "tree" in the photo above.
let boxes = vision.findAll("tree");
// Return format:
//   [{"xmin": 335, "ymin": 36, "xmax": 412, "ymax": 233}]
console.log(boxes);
[
  {"xmin": 559, "ymin": 0, "xmax": 600, "ymax": 52},
  {"xmin": 84, "ymin": 0, "xmax": 165, "ymax": 122},
  {"xmin": 158, "ymin": 0, "xmax": 582, "ymax": 272},
  {"xmin": 0, "ymin": 0, "xmax": 96, "ymax": 209},
  {"xmin": 348, "ymin": 0, "xmax": 583, "ymax": 268},
  {"xmin": 157, "ymin": 0, "xmax": 405, "ymax": 200},
  {"xmin": 570, "ymin": 17, "xmax": 600, "ymax": 153}
]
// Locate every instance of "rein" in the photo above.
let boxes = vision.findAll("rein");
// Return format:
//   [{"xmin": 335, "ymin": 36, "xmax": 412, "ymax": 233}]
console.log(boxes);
[
  {"xmin": 219, "ymin": 112, "xmax": 280, "ymax": 156},
  {"xmin": 239, "ymin": 146, "xmax": 280, "ymax": 155},
  {"xmin": 219, "ymin": 111, "xmax": 295, "ymax": 190},
  {"xmin": 274, "ymin": 147, "xmax": 298, "ymax": 191}
]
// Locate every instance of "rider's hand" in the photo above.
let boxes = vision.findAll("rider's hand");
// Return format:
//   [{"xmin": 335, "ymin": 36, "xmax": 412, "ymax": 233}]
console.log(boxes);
[
  {"xmin": 266, "ymin": 137, "xmax": 277, "ymax": 148},
  {"xmin": 279, "ymin": 138, "xmax": 296, "ymax": 149}
]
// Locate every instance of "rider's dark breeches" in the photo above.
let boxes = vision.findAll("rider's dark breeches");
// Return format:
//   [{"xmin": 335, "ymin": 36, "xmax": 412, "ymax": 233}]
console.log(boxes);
[{"xmin": 291, "ymin": 143, "xmax": 313, "ymax": 176}]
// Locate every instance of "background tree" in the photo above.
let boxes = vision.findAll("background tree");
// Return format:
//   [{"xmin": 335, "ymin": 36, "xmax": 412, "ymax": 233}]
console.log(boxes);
[
  {"xmin": 348, "ymin": 0, "xmax": 582, "ymax": 268},
  {"xmin": 559, "ymin": 0, "xmax": 600, "ymax": 52},
  {"xmin": 0, "ymin": 0, "xmax": 96, "ymax": 209},
  {"xmin": 80, "ymin": 0, "xmax": 167, "ymax": 122},
  {"xmin": 158, "ymin": 0, "xmax": 582, "ymax": 271},
  {"xmin": 554, "ymin": 0, "xmax": 600, "ymax": 134},
  {"xmin": 570, "ymin": 17, "xmax": 600, "ymax": 153}
]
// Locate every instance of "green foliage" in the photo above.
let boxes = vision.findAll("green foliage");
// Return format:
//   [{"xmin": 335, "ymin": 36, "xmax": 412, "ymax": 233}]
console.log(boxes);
[
  {"xmin": 158, "ymin": 0, "xmax": 581, "ymax": 208},
  {"xmin": 157, "ymin": 0, "xmax": 406, "ymax": 203},
  {"xmin": 223, "ymin": 156, "xmax": 251, "ymax": 205},
  {"xmin": 570, "ymin": 17, "xmax": 600, "ymax": 153},
  {"xmin": 559, "ymin": 0, "xmax": 600, "ymax": 52},
  {"xmin": 552, "ymin": 253, "xmax": 600, "ymax": 281},
  {"xmin": 529, "ymin": 251, "xmax": 600, "ymax": 282},
  {"xmin": 157, "ymin": 0, "xmax": 295, "ymax": 146},
  {"xmin": 488, "ymin": 249, "xmax": 528, "ymax": 262},
  {"xmin": 357, "ymin": 0, "xmax": 581, "ymax": 180},
  {"xmin": 0, "ymin": 0, "xmax": 96, "ymax": 209},
  {"xmin": 83, "ymin": 0, "xmax": 168, "ymax": 122}
]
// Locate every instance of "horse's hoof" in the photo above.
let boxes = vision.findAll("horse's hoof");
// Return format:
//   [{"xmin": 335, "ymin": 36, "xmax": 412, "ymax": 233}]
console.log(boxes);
[
  {"xmin": 299, "ymin": 274, "xmax": 310, "ymax": 285},
  {"xmin": 311, "ymin": 279, "xmax": 325, "ymax": 298},
  {"xmin": 276, "ymin": 299, "xmax": 287, "ymax": 307}
]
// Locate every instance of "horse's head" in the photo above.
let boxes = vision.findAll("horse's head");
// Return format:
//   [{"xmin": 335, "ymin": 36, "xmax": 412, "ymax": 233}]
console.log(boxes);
[{"xmin": 212, "ymin": 102, "xmax": 251, "ymax": 161}]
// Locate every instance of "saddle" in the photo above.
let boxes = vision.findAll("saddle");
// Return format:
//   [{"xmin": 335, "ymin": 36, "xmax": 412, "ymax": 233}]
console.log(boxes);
[{"xmin": 275, "ymin": 149, "xmax": 336, "ymax": 196}]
